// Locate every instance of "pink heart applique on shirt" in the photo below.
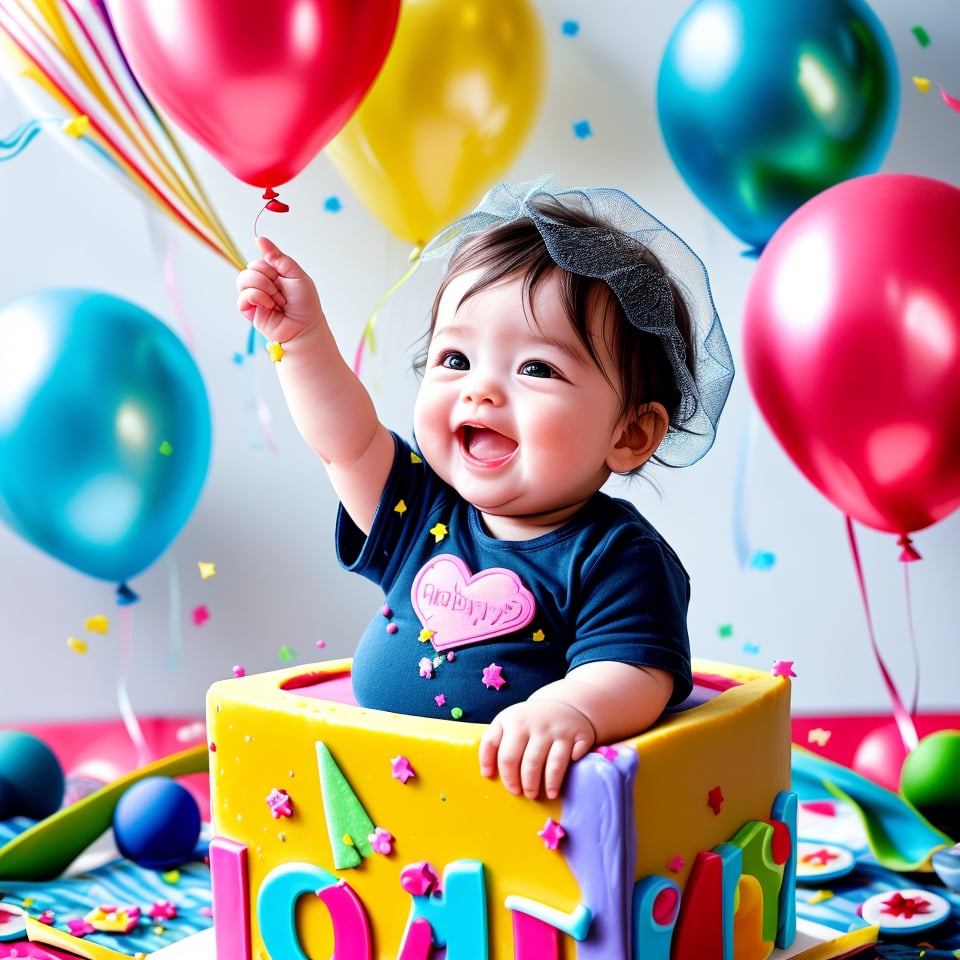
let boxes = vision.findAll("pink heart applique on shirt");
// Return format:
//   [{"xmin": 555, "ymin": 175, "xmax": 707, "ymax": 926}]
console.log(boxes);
[{"xmin": 411, "ymin": 553, "xmax": 536, "ymax": 652}]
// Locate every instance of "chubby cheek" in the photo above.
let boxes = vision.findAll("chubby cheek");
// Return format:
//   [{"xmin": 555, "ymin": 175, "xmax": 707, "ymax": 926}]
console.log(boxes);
[{"xmin": 412, "ymin": 385, "xmax": 450, "ymax": 466}]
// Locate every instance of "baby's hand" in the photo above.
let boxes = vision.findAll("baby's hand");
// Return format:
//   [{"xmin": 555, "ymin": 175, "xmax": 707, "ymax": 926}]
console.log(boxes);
[
  {"xmin": 236, "ymin": 237, "xmax": 324, "ymax": 345},
  {"xmin": 479, "ymin": 700, "xmax": 596, "ymax": 800}
]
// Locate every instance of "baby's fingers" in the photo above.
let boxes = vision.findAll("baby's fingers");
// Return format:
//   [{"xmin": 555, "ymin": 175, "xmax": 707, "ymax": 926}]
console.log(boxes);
[
  {"xmin": 479, "ymin": 721, "xmax": 503, "ymax": 779},
  {"xmin": 541, "ymin": 740, "xmax": 574, "ymax": 800}
]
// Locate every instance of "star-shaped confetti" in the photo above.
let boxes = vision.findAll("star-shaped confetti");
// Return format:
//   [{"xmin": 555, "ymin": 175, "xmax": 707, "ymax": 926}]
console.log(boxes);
[
  {"xmin": 434, "ymin": 693, "xmax": 446, "ymax": 706},
  {"xmin": 429, "ymin": 522, "xmax": 448, "ymax": 542},
  {"xmin": 771, "ymin": 660, "xmax": 796, "ymax": 678},
  {"xmin": 266, "ymin": 788, "xmax": 293, "ymax": 819},
  {"xmin": 266, "ymin": 341, "xmax": 285, "ymax": 362},
  {"xmin": 391, "ymin": 755, "xmax": 416, "ymax": 784},
  {"xmin": 537, "ymin": 817, "xmax": 566, "ymax": 850},
  {"xmin": 707, "ymin": 785, "xmax": 725, "ymax": 814},
  {"xmin": 482, "ymin": 663, "xmax": 506, "ymax": 690},
  {"xmin": 198, "ymin": 561, "xmax": 216, "ymax": 579}
]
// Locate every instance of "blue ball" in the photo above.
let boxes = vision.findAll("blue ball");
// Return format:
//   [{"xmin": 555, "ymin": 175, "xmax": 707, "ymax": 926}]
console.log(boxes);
[
  {"xmin": 0, "ymin": 731, "xmax": 64, "ymax": 820},
  {"xmin": 112, "ymin": 776, "xmax": 201, "ymax": 869}
]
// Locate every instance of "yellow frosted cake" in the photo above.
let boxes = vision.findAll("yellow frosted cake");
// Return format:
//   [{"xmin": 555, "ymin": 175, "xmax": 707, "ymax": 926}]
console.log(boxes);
[{"xmin": 206, "ymin": 657, "xmax": 796, "ymax": 959}]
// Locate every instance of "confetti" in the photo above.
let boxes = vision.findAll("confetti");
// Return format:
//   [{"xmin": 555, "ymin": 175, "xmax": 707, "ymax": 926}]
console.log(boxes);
[
  {"xmin": 279, "ymin": 645, "xmax": 296, "ymax": 662},
  {"xmin": 84, "ymin": 615, "xmax": 110, "ymax": 634},
  {"xmin": 158, "ymin": 440, "xmax": 174, "ymax": 456},
  {"xmin": 537, "ymin": 817, "xmax": 566, "ymax": 850},
  {"xmin": 391, "ymin": 755, "xmax": 416, "ymax": 784},
  {"xmin": 532, "ymin": 629, "xmax": 545, "ymax": 642},
  {"xmin": 707, "ymin": 785, "xmax": 725, "ymax": 814},
  {"xmin": 717, "ymin": 623, "xmax": 733, "ymax": 638},
  {"xmin": 481, "ymin": 663, "xmax": 506, "ymax": 691},
  {"xmin": 394, "ymin": 500, "xmax": 407, "ymax": 516},
  {"xmin": 771, "ymin": 660, "xmax": 797, "ymax": 678},
  {"xmin": 266, "ymin": 788, "xmax": 293, "ymax": 819},
  {"xmin": 266, "ymin": 341, "xmax": 285, "ymax": 362},
  {"xmin": 910, "ymin": 24, "xmax": 931, "ymax": 47},
  {"xmin": 323, "ymin": 195, "xmax": 342, "ymax": 213},
  {"xmin": 67, "ymin": 636, "xmax": 88, "ymax": 654},
  {"xmin": 429, "ymin": 522, "xmax": 448, "ymax": 542},
  {"xmin": 369, "ymin": 827, "xmax": 393, "ymax": 855},
  {"xmin": 561, "ymin": 19, "xmax": 579, "ymax": 37},
  {"xmin": 913, "ymin": 75, "xmax": 932, "ymax": 93},
  {"xmin": 197, "ymin": 561, "xmax": 216, "ymax": 579},
  {"xmin": 807, "ymin": 727, "xmax": 832, "ymax": 747},
  {"xmin": 572, "ymin": 119, "xmax": 592, "ymax": 139},
  {"xmin": 192, "ymin": 605, "xmax": 210, "ymax": 626}
]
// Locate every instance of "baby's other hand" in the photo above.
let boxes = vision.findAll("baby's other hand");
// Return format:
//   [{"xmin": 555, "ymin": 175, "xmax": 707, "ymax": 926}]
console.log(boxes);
[
  {"xmin": 479, "ymin": 700, "xmax": 596, "ymax": 800},
  {"xmin": 235, "ymin": 236, "xmax": 323, "ymax": 345}
]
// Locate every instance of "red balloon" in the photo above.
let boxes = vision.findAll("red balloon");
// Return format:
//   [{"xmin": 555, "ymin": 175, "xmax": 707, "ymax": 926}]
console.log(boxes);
[
  {"xmin": 107, "ymin": 0, "xmax": 401, "ymax": 189},
  {"xmin": 744, "ymin": 174, "xmax": 960, "ymax": 535}
]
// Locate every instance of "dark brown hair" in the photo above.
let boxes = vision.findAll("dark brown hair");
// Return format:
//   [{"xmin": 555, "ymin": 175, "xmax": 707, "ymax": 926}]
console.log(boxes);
[{"xmin": 415, "ymin": 201, "xmax": 696, "ymax": 472}]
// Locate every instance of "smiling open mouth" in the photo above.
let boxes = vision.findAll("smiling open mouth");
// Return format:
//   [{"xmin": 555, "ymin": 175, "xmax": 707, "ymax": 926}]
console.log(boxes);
[{"xmin": 459, "ymin": 426, "xmax": 518, "ymax": 464}]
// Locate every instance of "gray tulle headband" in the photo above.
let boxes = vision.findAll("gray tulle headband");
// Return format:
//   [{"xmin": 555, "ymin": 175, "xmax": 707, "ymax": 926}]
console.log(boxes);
[{"xmin": 420, "ymin": 177, "xmax": 735, "ymax": 467}]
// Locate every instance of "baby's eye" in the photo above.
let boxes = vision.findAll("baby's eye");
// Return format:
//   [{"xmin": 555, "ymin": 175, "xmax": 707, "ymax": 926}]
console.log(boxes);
[
  {"xmin": 440, "ymin": 351, "xmax": 469, "ymax": 371},
  {"xmin": 519, "ymin": 360, "xmax": 555, "ymax": 378}
]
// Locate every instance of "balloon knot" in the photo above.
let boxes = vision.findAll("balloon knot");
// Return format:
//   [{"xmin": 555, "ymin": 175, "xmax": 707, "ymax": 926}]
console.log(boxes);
[
  {"xmin": 116, "ymin": 582, "xmax": 141, "ymax": 605},
  {"xmin": 897, "ymin": 535, "xmax": 921, "ymax": 563},
  {"xmin": 262, "ymin": 188, "xmax": 279, "ymax": 200}
]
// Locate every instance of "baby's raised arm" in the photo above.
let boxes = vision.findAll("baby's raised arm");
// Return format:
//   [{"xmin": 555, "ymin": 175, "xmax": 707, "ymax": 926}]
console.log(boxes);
[{"xmin": 236, "ymin": 237, "xmax": 394, "ymax": 533}]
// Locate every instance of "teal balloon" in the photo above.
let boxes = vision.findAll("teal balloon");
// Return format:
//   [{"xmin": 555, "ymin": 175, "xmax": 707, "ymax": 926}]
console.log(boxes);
[
  {"xmin": 657, "ymin": 0, "xmax": 899, "ymax": 251},
  {"xmin": 0, "ymin": 288, "xmax": 211, "ymax": 584}
]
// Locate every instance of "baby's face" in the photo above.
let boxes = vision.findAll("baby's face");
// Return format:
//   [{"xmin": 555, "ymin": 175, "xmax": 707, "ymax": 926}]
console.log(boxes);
[{"xmin": 412, "ymin": 268, "xmax": 629, "ymax": 536}]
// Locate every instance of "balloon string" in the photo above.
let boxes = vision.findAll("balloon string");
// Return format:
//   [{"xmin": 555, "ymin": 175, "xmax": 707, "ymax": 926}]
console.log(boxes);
[
  {"xmin": 901, "ymin": 562, "xmax": 920, "ymax": 717},
  {"xmin": 353, "ymin": 253, "xmax": 422, "ymax": 377},
  {"xmin": 236, "ymin": 327, "xmax": 279, "ymax": 454},
  {"xmin": 844, "ymin": 515, "xmax": 919, "ymax": 752},
  {"xmin": 116, "ymin": 602, "xmax": 152, "ymax": 768},
  {"xmin": 732, "ymin": 407, "xmax": 759, "ymax": 569}
]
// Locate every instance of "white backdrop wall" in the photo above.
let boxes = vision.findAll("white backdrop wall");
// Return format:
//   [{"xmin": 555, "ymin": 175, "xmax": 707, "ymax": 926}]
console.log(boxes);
[{"xmin": 0, "ymin": 0, "xmax": 957, "ymax": 724}]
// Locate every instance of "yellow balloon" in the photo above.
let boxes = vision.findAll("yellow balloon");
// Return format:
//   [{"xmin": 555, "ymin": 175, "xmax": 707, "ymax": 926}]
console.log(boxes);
[{"xmin": 326, "ymin": 0, "xmax": 546, "ymax": 249}]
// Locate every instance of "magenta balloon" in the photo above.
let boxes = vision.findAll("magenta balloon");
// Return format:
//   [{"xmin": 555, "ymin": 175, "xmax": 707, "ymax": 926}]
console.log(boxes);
[
  {"xmin": 106, "ymin": 0, "xmax": 400, "ymax": 188},
  {"xmin": 744, "ymin": 174, "xmax": 960, "ymax": 535}
]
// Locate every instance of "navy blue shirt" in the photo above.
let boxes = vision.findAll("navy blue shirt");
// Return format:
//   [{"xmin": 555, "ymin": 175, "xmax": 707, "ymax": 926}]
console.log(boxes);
[{"xmin": 338, "ymin": 434, "xmax": 692, "ymax": 723}]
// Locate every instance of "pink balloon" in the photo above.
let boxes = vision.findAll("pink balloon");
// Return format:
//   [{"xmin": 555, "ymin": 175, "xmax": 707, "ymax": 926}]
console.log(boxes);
[
  {"xmin": 107, "ymin": 0, "xmax": 400, "ymax": 189},
  {"xmin": 852, "ymin": 722, "xmax": 906, "ymax": 793},
  {"xmin": 744, "ymin": 174, "xmax": 960, "ymax": 535}
]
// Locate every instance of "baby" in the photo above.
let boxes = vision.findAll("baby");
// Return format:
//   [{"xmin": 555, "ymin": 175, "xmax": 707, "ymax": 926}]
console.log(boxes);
[{"xmin": 236, "ymin": 179, "xmax": 733, "ymax": 800}]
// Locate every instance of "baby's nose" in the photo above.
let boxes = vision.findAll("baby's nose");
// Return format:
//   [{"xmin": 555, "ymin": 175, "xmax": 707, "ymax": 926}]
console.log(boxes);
[{"xmin": 461, "ymin": 370, "xmax": 505, "ymax": 406}]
